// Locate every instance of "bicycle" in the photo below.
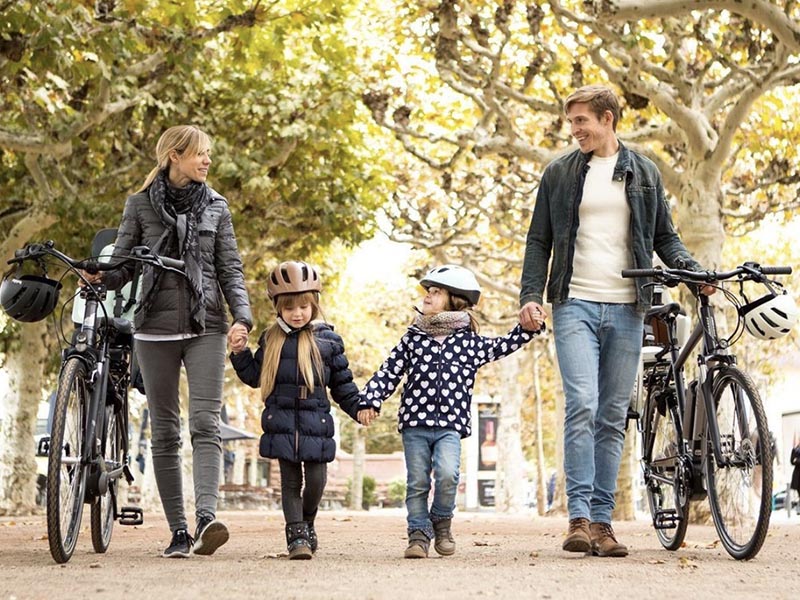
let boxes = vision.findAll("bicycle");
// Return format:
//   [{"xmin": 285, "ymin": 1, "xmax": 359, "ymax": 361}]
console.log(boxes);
[
  {"xmin": 622, "ymin": 262, "xmax": 795, "ymax": 560},
  {"xmin": 1, "ymin": 239, "xmax": 184, "ymax": 563}
]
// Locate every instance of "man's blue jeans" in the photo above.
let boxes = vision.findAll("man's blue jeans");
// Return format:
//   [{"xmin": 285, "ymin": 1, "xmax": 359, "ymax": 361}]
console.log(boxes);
[
  {"xmin": 552, "ymin": 299, "xmax": 643, "ymax": 524},
  {"xmin": 402, "ymin": 427, "xmax": 461, "ymax": 539}
]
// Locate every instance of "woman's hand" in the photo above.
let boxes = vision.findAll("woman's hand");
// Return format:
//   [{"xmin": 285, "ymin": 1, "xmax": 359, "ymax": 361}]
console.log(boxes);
[
  {"xmin": 78, "ymin": 270, "xmax": 103, "ymax": 287},
  {"xmin": 227, "ymin": 321, "xmax": 249, "ymax": 354}
]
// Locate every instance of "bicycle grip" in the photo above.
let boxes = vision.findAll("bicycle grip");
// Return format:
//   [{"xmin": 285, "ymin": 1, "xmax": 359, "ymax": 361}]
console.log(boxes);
[
  {"xmin": 621, "ymin": 268, "xmax": 659, "ymax": 278},
  {"xmin": 160, "ymin": 256, "xmax": 185, "ymax": 270},
  {"xmin": 761, "ymin": 266, "xmax": 792, "ymax": 275}
]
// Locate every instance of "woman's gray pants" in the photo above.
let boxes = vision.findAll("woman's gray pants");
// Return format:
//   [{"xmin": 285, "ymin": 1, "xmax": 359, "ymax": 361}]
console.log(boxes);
[{"xmin": 135, "ymin": 334, "xmax": 227, "ymax": 533}]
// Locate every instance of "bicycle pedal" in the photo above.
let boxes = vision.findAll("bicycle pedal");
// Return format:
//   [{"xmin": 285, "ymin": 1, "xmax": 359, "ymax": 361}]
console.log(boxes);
[
  {"xmin": 36, "ymin": 436, "xmax": 50, "ymax": 457},
  {"xmin": 119, "ymin": 506, "xmax": 144, "ymax": 526},
  {"xmin": 653, "ymin": 509, "xmax": 680, "ymax": 529},
  {"xmin": 122, "ymin": 464, "xmax": 135, "ymax": 485}
]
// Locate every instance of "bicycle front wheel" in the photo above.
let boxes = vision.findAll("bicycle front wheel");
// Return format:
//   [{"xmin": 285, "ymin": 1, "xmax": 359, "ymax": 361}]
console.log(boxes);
[
  {"xmin": 704, "ymin": 367, "xmax": 772, "ymax": 560},
  {"xmin": 642, "ymin": 387, "xmax": 689, "ymax": 551},
  {"xmin": 90, "ymin": 405, "xmax": 122, "ymax": 553},
  {"xmin": 46, "ymin": 357, "xmax": 89, "ymax": 564}
]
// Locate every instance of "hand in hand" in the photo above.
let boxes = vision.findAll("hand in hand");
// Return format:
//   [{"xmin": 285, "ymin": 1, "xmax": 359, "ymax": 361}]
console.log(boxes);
[
  {"xmin": 228, "ymin": 322, "xmax": 249, "ymax": 354},
  {"xmin": 519, "ymin": 301, "xmax": 547, "ymax": 332},
  {"xmin": 357, "ymin": 408, "xmax": 378, "ymax": 426}
]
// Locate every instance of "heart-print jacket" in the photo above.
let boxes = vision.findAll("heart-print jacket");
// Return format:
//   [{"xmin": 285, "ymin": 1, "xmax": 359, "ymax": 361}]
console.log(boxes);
[{"xmin": 358, "ymin": 323, "xmax": 539, "ymax": 438}]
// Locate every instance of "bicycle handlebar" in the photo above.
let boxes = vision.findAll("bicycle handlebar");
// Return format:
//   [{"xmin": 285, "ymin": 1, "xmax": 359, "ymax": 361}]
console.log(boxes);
[
  {"xmin": 8, "ymin": 241, "xmax": 186, "ymax": 274},
  {"xmin": 621, "ymin": 262, "xmax": 792, "ymax": 284}
]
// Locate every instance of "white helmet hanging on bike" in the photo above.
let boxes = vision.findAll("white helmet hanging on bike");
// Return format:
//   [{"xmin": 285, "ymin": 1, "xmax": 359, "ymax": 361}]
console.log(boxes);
[
  {"xmin": 420, "ymin": 264, "xmax": 481, "ymax": 306},
  {"xmin": 740, "ymin": 292, "xmax": 798, "ymax": 340}
]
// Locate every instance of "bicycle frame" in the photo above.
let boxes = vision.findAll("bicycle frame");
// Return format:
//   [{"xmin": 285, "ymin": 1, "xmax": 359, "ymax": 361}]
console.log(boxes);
[
  {"xmin": 61, "ymin": 282, "xmax": 128, "ymax": 504},
  {"xmin": 667, "ymin": 293, "xmax": 744, "ymax": 469}
]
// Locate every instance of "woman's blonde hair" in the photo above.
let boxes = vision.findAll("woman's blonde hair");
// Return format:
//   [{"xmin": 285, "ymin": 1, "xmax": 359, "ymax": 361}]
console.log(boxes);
[
  {"xmin": 138, "ymin": 125, "xmax": 212, "ymax": 192},
  {"xmin": 445, "ymin": 290, "xmax": 480, "ymax": 333},
  {"xmin": 259, "ymin": 291, "xmax": 325, "ymax": 399}
]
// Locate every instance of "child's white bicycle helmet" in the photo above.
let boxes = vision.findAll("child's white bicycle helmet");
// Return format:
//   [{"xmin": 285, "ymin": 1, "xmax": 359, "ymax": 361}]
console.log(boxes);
[
  {"xmin": 420, "ymin": 264, "xmax": 481, "ymax": 306},
  {"xmin": 740, "ymin": 291, "xmax": 798, "ymax": 340}
]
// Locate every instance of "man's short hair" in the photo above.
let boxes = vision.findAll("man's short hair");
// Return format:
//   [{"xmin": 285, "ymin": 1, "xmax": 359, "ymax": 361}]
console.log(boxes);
[{"xmin": 565, "ymin": 85, "xmax": 621, "ymax": 131}]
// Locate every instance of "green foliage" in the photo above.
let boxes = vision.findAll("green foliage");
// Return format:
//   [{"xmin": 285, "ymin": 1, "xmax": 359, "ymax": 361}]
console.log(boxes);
[
  {"xmin": 386, "ymin": 476, "xmax": 406, "ymax": 507},
  {"xmin": 1, "ymin": 0, "xmax": 392, "ymax": 353},
  {"xmin": 344, "ymin": 474, "xmax": 377, "ymax": 509}
]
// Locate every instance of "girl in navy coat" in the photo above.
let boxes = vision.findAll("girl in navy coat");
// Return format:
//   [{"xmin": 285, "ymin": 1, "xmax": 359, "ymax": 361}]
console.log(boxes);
[
  {"xmin": 357, "ymin": 265, "xmax": 544, "ymax": 558},
  {"xmin": 230, "ymin": 261, "xmax": 361, "ymax": 559}
]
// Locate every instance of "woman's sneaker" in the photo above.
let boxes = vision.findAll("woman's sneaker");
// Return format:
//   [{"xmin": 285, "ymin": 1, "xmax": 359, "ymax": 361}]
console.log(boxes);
[
  {"xmin": 163, "ymin": 529, "xmax": 193, "ymax": 558},
  {"xmin": 193, "ymin": 517, "xmax": 229, "ymax": 556}
]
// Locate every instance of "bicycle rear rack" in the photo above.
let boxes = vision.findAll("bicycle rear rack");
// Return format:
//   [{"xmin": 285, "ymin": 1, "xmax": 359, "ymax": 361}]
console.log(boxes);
[{"xmin": 653, "ymin": 509, "xmax": 681, "ymax": 529}]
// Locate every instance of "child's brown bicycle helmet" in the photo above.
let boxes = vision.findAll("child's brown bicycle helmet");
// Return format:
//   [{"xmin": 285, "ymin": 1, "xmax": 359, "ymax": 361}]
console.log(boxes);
[{"xmin": 267, "ymin": 261, "xmax": 321, "ymax": 301}]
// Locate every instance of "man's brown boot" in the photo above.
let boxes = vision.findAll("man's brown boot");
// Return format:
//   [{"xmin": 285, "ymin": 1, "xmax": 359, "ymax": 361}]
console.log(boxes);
[
  {"xmin": 589, "ymin": 522, "xmax": 628, "ymax": 557},
  {"xmin": 562, "ymin": 517, "xmax": 591, "ymax": 552}
]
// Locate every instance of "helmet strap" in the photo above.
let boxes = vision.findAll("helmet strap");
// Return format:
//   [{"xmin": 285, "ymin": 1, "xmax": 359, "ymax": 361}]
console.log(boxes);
[{"xmin": 276, "ymin": 315, "xmax": 294, "ymax": 334}]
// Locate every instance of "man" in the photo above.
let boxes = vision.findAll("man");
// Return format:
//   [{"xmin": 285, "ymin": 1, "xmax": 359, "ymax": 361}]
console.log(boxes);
[{"xmin": 519, "ymin": 85, "xmax": 711, "ymax": 557}]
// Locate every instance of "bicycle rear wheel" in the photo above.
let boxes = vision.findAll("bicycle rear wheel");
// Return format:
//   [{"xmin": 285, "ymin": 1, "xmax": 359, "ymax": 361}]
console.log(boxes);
[
  {"xmin": 90, "ymin": 405, "xmax": 123, "ymax": 553},
  {"xmin": 46, "ymin": 357, "xmax": 89, "ymax": 564},
  {"xmin": 704, "ymin": 367, "xmax": 772, "ymax": 560},
  {"xmin": 642, "ymin": 385, "xmax": 689, "ymax": 550}
]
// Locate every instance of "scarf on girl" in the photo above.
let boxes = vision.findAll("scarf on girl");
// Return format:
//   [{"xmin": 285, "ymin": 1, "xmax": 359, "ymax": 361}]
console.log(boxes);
[
  {"xmin": 138, "ymin": 169, "xmax": 210, "ymax": 333},
  {"xmin": 413, "ymin": 310, "xmax": 471, "ymax": 337}
]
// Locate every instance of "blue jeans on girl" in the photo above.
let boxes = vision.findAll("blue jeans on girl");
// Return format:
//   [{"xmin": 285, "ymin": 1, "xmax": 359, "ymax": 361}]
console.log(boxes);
[{"xmin": 402, "ymin": 427, "xmax": 462, "ymax": 539}]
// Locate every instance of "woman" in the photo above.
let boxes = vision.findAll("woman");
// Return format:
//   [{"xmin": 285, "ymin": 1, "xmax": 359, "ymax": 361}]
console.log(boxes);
[{"xmin": 87, "ymin": 125, "xmax": 252, "ymax": 557}]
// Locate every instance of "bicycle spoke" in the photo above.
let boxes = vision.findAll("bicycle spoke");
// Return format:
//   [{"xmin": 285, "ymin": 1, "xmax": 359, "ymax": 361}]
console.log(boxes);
[
  {"xmin": 705, "ymin": 367, "xmax": 771, "ymax": 560},
  {"xmin": 91, "ymin": 405, "xmax": 120, "ymax": 553},
  {"xmin": 46, "ymin": 358, "xmax": 89, "ymax": 564},
  {"xmin": 643, "ymin": 382, "xmax": 688, "ymax": 551}
]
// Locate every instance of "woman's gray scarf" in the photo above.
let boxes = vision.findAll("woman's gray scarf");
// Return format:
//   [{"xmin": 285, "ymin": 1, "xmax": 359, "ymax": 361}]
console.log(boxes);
[
  {"xmin": 138, "ymin": 169, "xmax": 210, "ymax": 333},
  {"xmin": 413, "ymin": 311, "xmax": 471, "ymax": 337}
]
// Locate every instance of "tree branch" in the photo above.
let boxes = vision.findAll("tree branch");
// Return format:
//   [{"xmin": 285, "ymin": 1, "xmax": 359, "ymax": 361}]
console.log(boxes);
[{"xmin": 596, "ymin": 0, "xmax": 800, "ymax": 53}]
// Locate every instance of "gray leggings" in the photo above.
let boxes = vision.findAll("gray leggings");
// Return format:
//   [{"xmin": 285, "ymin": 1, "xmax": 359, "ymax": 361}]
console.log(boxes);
[
  {"xmin": 135, "ymin": 334, "xmax": 226, "ymax": 532},
  {"xmin": 278, "ymin": 459, "xmax": 327, "ymax": 525}
]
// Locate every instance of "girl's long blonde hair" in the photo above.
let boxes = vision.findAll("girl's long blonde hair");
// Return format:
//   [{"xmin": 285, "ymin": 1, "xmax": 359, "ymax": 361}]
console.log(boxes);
[
  {"xmin": 138, "ymin": 125, "xmax": 212, "ymax": 192},
  {"xmin": 259, "ymin": 291, "xmax": 324, "ymax": 399}
]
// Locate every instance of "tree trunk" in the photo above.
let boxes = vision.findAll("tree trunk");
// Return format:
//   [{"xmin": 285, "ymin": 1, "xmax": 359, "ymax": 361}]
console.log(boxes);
[
  {"xmin": 0, "ymin": 320, "xmax": 48, "ymax": 515},
  {"xmin": 532, "ymin": 342, "xmax": 548, "ymax": 516},
  {"xmin": 612, "ymin": 423, "xmax": 637, "ymax": 521},
  {"xmin": 494, "ymin": 352, "xmax": 527, "ymax": 513},
  {"xmin": 546, "ymin": 337, "xmax": 568, "ymax": 516},
  {"xmin": 350, "ymin": 426, "xmax": 365, "ymax": 510}
]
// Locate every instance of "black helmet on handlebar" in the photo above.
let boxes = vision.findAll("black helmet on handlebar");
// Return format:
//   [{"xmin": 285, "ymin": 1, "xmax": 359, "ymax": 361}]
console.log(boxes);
[
  {"xmin": 740, "ymin": 291, "xmax": 798, "ymax": 340},
  {"xmin": 1, "ymin": 271, "xmax": 62, "ymax": 322}
]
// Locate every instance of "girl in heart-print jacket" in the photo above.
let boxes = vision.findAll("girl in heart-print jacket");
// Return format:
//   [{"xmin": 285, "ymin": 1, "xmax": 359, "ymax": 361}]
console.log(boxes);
[
  {"xmin": 356, "ymin": 265, "xmax": 545, "ymax": 439},
  {"xmin": 356, "ymin": 264, "xmax": 544, "ymax": 557},
  {"xmin": 358, "ymin": 319, "xmax": 540, "ymax": 438}
]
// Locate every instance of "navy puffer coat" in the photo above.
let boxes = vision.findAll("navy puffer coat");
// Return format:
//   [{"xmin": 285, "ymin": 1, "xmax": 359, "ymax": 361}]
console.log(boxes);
[{"xmin": 230, "ymin": 322, "xmax": 360, "ymax": 463}]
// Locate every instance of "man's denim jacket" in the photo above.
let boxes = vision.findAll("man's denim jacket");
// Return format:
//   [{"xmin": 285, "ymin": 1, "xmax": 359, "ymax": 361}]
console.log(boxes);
[{"xmin": 520, "ymin": 141, "xmax": 701, "ymax": 313}]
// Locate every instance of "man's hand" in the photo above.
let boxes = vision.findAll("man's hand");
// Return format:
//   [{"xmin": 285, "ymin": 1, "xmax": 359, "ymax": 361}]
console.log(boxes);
[
  {"xmin": 227, "ymin": 322, "xmax": 249, "ymax": 354},
  {"xmin": 700, "ymin": 285, "xmax": 716, "ymax": 296},
  {"xmin": 519, "ymin": 301, "xmax": 547, "ymax": 332}
]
